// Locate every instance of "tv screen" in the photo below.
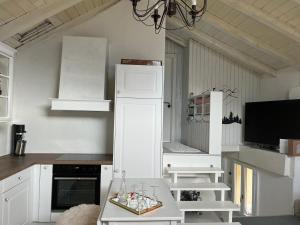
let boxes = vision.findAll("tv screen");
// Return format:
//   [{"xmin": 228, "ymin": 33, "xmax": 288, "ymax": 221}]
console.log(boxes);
[{"xmin": 244, "ymin": 99, "xmax": 300, "ymax": 148}]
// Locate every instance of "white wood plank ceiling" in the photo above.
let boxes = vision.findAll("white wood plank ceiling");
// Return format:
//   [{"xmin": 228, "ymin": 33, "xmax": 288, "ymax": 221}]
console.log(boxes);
[
  {"xmin": 0, "ymin": 0, "xmax": 120, "ymax": 48},
  {"xmin": 167, "ymin": 0, "xmax": 300, "ymax": 76},
  {"xmin": 0, "ymin": 0, "xmax": 299, "ymax": 75}
]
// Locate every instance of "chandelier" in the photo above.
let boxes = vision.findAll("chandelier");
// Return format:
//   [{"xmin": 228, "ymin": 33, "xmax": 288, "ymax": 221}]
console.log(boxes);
[{"xmin": 130, "ymin": 0, "xmax": 208, "ymax": 34}]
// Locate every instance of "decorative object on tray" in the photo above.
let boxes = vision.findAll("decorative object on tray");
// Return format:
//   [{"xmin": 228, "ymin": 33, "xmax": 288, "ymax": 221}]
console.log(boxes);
[
  {"xmin": 121, "ymin": 59, "xmax": 162, "ymax": 66},
  {"xmin": 111, "ymin": 171, "xmax": 163, "ymax": 215},
  {"xmin": 109, "ymin": 192, "xmax": 162, "ymax": 215}
]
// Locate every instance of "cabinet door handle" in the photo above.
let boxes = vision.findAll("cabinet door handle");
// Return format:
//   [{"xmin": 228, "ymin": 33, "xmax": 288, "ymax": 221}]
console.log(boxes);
[
  {"xmin": 4, "ymin": 198, "xmax": 8, "ymax": 202},
  {"xmin": 18, "ymin": 176, "xmax": 22, "ymax": 180}
]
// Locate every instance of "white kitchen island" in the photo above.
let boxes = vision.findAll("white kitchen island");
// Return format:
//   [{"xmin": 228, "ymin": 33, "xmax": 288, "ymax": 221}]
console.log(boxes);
[{"xmin": 98, "ymin": 178, "xmax": 182, "ymax": 225}]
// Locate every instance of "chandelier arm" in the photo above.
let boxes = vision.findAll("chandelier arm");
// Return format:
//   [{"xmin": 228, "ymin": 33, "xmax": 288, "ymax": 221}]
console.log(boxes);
[
  {"xmin": 132, "ymin": 10, "xmax": 154, "ymax": 25},
  {"xmin": 176, "ymin": 2, "xmax": 192, "ymax": 27},
  {"xmin": 132, "ymin": 0, "xmax": 163, "ymax": 18},
  {"xmin": 178, "ymin": 0, "xmax": 207, "ymax": 14},
  {"xmin": 155, "ymin": 5, "xmax": 168, "ymax": 30}
]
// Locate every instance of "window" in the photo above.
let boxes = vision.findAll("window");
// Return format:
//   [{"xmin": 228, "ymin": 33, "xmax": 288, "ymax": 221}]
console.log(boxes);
[{"xmin": 233, "ymin": 162, "xmax": 257, "ymax": 216}]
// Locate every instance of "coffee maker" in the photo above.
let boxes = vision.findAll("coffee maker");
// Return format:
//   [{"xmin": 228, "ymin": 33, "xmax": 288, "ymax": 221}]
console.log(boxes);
[{"xmin": 12, "ymin": 124, "xmax": 27, "ymax": 156}]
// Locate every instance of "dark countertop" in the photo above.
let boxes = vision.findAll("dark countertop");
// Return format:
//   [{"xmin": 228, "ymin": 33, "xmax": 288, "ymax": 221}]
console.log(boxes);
[{"xmin": 0, "ymin": 153, "xmax": 113, "ymax": 181}]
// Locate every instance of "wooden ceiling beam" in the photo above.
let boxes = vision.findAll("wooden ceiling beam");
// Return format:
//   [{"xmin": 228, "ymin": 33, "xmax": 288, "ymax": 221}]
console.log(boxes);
[
  {"xmin": 0, "ymin": 0, "xmax": 83, "ymax": 41},
  {"xmin": 217, "ymin": 0, "xmax": 300, "ymax": 45},
  {"xmin": 201, "ymin": 12, "xmax": 296, "ymax": 67},
  {"xmin": 166, "ymin": 32, "xmax": 187, "ymax": 47},
  {"xmin": 168, "ymin": 18, "xmax": 277, "ymax": 77}
]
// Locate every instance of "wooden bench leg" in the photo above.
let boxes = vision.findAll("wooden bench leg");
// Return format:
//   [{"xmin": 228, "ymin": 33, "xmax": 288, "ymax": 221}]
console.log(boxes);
[{"xmin": 228, "ymin": 211, "xmax": 233, "ymax": 223}]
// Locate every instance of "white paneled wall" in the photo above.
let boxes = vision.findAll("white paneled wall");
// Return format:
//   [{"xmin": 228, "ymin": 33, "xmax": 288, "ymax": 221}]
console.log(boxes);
[
  {"xmin": 165, "ymin": 39, "xmax": 184, "ymax": 142},
  {"xmin": 183, "ymin": 40, "xmax": 261, "ymax": 151}
]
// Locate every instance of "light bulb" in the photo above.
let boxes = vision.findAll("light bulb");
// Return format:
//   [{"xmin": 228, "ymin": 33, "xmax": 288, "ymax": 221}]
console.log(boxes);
[{"xmin": 192, "ymin": 0, "xmax": 197, "ymax": 6}]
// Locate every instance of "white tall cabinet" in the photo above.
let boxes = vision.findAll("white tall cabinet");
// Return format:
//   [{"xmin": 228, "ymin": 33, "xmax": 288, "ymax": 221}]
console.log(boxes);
[{"xmin": 113, "ymin": 64, "xmax": 164, "ymax": 178}]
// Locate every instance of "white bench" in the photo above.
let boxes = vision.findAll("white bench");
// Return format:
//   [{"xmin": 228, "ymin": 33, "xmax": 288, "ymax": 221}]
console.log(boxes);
[
  {"xmin": 177, "ymin": 201, "xmax": 240, "ymax": 223},
  {"xmin": 167, "ymin": 167, "xmax": 224, "ymax": 183},
  {"xmin": 170, "ymin": 182, "xmax": 230, "ymax": 201}
]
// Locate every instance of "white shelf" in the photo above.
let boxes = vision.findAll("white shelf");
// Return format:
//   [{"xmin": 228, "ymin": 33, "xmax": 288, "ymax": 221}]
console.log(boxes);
[
  {"xmin": 50, "ymin": 98, "xmax": 111, "ymax": 111},
  {"xmin": 0, "ymin": 95, "xmax": 8, "ymax": 99}
]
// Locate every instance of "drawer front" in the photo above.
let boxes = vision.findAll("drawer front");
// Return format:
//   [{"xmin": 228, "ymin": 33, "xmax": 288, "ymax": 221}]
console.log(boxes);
[{"xmin": 2, "ymin": 167, "xmax": 31, "ymax": 193}]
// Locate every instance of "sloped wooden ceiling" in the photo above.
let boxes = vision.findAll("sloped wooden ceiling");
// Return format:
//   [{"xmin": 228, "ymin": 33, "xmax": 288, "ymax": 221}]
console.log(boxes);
[
  {"xmin": 0, "ymin": 0, "xmax": 299, "ymax": 76},
  {"xmin": 0, "ymin": 0, "xmax": 120, "ymax": 49},
  {"xmin": 167, "ymin": 0, "xmax": 300, "ymax": 76}
]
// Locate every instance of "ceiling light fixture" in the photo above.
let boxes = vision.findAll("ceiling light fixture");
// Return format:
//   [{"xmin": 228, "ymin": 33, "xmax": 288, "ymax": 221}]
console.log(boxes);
[{"xmin": 130, "ymin": 0, "xmax": 207, "ymax": 34}]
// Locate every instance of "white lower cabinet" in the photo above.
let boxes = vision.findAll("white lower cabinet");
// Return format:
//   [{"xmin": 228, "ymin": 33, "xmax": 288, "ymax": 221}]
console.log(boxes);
[
  {"xmin": 38, "ymin": 165, "xmax": 53, "ymax": 222},
  {"xmin": 100, "ymin": 165, "xmax": 112, "ymax": 206},
  {"xmin": 1, "ymin": 177, "xmax": 31, "ymax": 225}
]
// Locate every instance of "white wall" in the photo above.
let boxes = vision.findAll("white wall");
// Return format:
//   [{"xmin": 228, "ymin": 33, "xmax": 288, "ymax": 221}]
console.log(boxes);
[
  {"xmin": 0, "ymin": 123, "xmax": 9, "ymax": 156},
  {"xmin": 257, "ymin": 170, "xmax": 294, "ymax": 216},
  {"xmin": 260, "ymin": 67, "xmax": 300, "ymax": 101},
  {"xmin": 12, "ymin": 1, "xmax": 165, "ymax": 154},
  {"xmin": 182, "ymin": 40, "xmax": 261, "ymax": 152}
]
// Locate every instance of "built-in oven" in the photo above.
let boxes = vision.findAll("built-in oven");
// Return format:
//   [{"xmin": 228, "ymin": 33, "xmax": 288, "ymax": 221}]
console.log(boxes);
[{"xmin": 52, "ymin": 165, "xmax": 101, "ymax": 211}]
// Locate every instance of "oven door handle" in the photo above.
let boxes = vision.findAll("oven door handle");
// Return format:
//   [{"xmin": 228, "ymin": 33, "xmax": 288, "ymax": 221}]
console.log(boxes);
[{"xmin": 53, "ymin": 177, "xmax": 98, "ymax": 181}]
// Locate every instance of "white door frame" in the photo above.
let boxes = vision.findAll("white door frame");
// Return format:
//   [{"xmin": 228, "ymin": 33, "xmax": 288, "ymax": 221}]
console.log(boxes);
[
  {"xmin": 232, "ymin": 161, "xmax": 258, "ymax": 216},
  {"xmin": 164, "ymin": 53, "xmax": 177, "ymax": 142}
]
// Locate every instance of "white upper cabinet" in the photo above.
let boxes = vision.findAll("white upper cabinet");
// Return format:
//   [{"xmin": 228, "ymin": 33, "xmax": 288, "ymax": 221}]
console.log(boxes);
[{"xmin": 115, "ymin": 64, "xmax": 163, "ymax": 99}]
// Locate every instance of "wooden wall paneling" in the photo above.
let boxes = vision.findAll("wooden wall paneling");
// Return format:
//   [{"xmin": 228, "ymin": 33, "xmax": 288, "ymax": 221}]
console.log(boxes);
[{"xmin": 186, "ymin": 40, "xmax": 261, "ymax": 150}]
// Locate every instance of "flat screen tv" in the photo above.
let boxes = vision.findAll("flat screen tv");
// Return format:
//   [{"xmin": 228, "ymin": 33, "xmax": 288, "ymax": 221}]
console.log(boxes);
[{"xmin": 244, "ymin": 99, "xmax": 300, "ymax": 149}]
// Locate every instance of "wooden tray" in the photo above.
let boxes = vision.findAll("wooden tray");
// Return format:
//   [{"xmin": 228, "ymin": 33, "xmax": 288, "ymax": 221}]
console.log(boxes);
[{"xmin": 109, "ymin": 196, "xmax": 163, "ymax": 215}]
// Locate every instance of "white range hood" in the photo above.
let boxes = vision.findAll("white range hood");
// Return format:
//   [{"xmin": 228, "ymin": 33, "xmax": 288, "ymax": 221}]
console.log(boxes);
[{"xmin": 51, "ymin": 36, "xmax": 111, "ymax": 111}]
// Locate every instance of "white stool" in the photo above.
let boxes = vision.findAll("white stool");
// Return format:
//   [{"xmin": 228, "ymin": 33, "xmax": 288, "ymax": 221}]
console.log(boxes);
[{"xmin": 55, "ymin": 204, "xmax": 100, "ymax": 225}]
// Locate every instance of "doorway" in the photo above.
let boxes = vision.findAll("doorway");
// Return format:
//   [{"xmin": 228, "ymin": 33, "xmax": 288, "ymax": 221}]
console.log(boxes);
[
  {"xmin": 233, "ymin": 162, "xmax": 258, "ymax": 216},
  {"xmin": 163, "ymin": 54, "xmax": 177, "ymax": 142}
]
